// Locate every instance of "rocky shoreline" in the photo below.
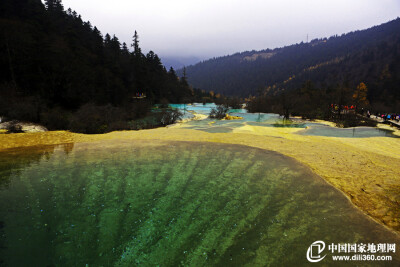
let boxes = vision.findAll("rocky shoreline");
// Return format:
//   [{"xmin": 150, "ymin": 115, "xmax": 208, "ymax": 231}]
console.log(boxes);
[{"xmin": 0, "ymin": 121, "xmax": 48, "ymax": 133}]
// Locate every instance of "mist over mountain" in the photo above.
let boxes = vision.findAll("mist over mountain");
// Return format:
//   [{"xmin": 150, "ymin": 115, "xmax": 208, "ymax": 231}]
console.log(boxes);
[
  {"xmin": 180, "ymin": 18, "xmax": 400, "ymax": 105},
  {"xmin": 161, "ymin": 56, "xmax": 202, "ymax": 70}
]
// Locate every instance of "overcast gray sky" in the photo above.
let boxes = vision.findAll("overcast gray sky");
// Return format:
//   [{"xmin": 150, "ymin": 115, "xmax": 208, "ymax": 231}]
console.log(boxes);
[{"xmin": 60, "ymin": 0, "xmax": 400, "ymax": 59}]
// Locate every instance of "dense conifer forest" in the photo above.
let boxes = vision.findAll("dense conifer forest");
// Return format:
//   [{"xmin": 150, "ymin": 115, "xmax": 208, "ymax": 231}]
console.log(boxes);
[
  {"xmin": 1, "ymin": 0, "xmax": 399, "ymax": 132},
  {"xmin": 0, "ymin": 0, "xmax": 208, "ymax": 133},
  {"xmin": 182, "ymin": 18, "xmax": 400, "ymax": 113}
]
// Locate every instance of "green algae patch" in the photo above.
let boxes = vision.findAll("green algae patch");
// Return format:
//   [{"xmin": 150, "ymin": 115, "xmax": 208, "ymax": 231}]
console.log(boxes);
[{"xmin": 1, "ymin": 140, "xmax": 399, "ymax": 266}]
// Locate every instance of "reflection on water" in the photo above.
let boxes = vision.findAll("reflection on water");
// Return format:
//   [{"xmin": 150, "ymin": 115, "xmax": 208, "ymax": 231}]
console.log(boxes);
[
  {"xmin": 0, "ymin": 140, "xmax": 399, "ymax": 266},
  {"xmin": 0, "ymin": 145, "xmax": 68, "ymax": 190}
]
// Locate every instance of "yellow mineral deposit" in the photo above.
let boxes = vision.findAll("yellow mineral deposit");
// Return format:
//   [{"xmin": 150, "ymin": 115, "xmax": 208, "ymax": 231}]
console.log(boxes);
[{"xmin": 1, "ymin": 119, "xmax": 400, "ymax": 234}]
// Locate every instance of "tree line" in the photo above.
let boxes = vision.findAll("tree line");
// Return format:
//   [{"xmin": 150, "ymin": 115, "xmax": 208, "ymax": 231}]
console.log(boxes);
[
  {"xmin": 182, "ymin": 18, "xmax": 400, "ymax": 113},
  {"xmin": 247, "ymin": 80, "xmax": 377, "ymax": 127},
  {"xmin": 0, "ymin": 0, "xmax": 208, "ymax": 133}
]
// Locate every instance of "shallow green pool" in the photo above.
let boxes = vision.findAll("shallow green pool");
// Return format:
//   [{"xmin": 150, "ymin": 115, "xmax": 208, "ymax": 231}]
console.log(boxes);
[
  {"xmin": 168, "ymin": 103, "xmax": 399, "ymax": 138},
  {"xmin": 0, "ymin": 141, "xmax": 399, "ymax": 266},
  {"xmin": 297, "ymin": 125, "xmax": 399, "ymax": 138}
]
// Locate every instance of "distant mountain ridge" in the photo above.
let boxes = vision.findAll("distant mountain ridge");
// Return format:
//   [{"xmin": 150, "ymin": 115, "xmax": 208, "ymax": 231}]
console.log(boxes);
[
  {"xmin": 181, "ymin": 18, "xmax": 400, "ymax": 101},
  {"xmin": 161, "ymin": 56, "xmax": 202, "ymax": 70}
]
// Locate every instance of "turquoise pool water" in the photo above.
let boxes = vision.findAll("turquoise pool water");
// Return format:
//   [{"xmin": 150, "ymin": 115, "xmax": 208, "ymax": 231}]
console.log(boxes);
[
  {"xmin": 297, "ymin": 125, "xmax": 399, "ymax": 138},
  {"xmin": 1, "ymin": 140, "xmax": 399, "ymax": 266},
  {"xmin": 168, "ymin": 103, "xmax": 398, "ymax": 138},
  {"xmin": 170, "ymin": 103, "xmax": 247, "ymax": 116}
]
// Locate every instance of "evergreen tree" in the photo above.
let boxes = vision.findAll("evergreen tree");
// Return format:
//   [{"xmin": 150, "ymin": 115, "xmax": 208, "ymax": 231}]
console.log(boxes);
[
  {"xmin": 0, "ymin": 0, "xmax": 199, "ymax": 126},
  {"xmin": 110, "ymin": 35, "xmax": 121, "ymax": 53},
  {"xmin": 104, "ymin": 33, "xmax": 111, "ymax": 46},
  {"xmin": 131, "ymin": 30, "xmax": 141, "ymax": 57},
  {"xmin": 180, "ymin": 66, "xmax": 189, "ymax": 87},
  {"xmin": 168, "ymin": 67, "xmax": 177, "ymax": 78},
  {"xmin": 45, "ymin": 0, "xmax": 64, "ymax": 13},
  {"xmin": 122, "ymin": 42, "xmax": 129, "ymax": 55}
]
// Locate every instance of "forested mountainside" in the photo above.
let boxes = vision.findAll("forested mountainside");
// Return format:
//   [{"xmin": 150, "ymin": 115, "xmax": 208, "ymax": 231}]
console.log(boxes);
[
  {"xmin": 0, "ymin": 0, "xmax": 194, "ymax": 110},
  {"xmin": 182, "ymin": 18, "xmax": 400, "ymax": 106}
]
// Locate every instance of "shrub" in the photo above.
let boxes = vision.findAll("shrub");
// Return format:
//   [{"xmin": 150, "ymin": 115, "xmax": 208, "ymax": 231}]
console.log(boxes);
[
  {"xmin": 209, "ymin": 105, "xmax": 229, "ymax": 119},
  {"xmin": 129, "ymin": 116, "xmax": 159, "ymax": 130},
  {"xmin": 159, "ymin": 98, "xmax": 170, "ymax": 109},
  {"xmin": 69, "ymin": 103, "xmax": 126, "ymax": 134},
  {"xmin": 160, "ymin": 109, "xmax": 183, "ymax": 126},
  {"xmin": 226, "ymin": 97, "xmax": 242, "ymax": 109},
  {"xmin": 246, "ymin": 96, "xmax": 273, "ymax": 113},
  {"xmin": 7, "ymin": 97, "xmax": 40, "ymax": 122},
  {"xmin": 108, "ymin": 121, "xmax": 129, "ymax": 132},
  {"xmin": 6, "ymin": 121, "xmax": 23, "ymax": 133},
  {"xmin": 334, "ymin": 114, "xmax": 377, "ymax": 128},
  {"xmin": 126, "ymin": 101, "xmax": 151, "ymax": 120},
  {"xmin": 40, "ymin": 107, "xmax": 71, "ymax": 130}
]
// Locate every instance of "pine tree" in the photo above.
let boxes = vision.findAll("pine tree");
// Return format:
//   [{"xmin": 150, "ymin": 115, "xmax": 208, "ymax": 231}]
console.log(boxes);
[
  {"xmin": 168, "ymin": 67, "xmax": 177, "ymax": 79},
  {"xmin": 44, "ymin": 0, "xmax": 64, "ymax": 13},
  {"xmin": 104, "ymin": 33, "xmax": 111, "ymax": 46},
  {"xmin": 181, "ymin": 66, "xmax": 189, "ymax": 86},
  {"xmin": 122, "ymin": 42, "xmax": 129, "ymax": 55},
  {"xmin": 131, "ymin": 30, "xmax": 141, "ymax": 57},
  {"xmin": 111, "ymin": 35, "xmax": 121, "ymax": 52},
  {"xmin": 183, "ymin": 66, "xmax": 187, "ymax": 80}
]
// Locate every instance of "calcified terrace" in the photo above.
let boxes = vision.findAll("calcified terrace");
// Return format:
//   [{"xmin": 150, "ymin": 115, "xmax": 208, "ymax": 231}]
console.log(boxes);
[{"xmin": 1, "ymin": 124, "xmax": 399, "ymax": 234}]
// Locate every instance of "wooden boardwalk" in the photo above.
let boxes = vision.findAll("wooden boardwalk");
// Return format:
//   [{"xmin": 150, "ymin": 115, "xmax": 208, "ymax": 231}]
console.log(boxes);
[{"xmin": 370, "ymin": 115, "xmax": 400, "ymax": 128}]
